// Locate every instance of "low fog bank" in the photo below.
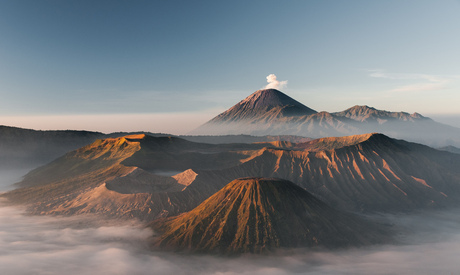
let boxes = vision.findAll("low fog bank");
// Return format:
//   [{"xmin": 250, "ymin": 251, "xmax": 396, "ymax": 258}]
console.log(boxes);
[
  {"xmin": 0, "ymin": 202, "xmax": 154, "ymax": 275},
  {"xmin": 1, "ymin": 199, "xmax": 460, "ymax": 275},
  {"xmin": 2, "ymin": 170, "xmax": 460, "ymax": 275}
]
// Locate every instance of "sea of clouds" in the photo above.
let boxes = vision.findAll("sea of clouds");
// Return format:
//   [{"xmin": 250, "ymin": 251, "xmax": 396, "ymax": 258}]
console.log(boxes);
[{"xmin": 1, "ymin": 169, "xmax": 460, "ymax": 275}]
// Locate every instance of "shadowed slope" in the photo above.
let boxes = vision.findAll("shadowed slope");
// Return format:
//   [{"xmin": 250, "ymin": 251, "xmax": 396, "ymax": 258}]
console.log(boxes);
[{"xmin": 152, "ymin": 178, "xmax": 390, "ymax": 254}]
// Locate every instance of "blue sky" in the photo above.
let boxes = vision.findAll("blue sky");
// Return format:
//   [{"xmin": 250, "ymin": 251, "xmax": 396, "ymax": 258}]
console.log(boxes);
[{"xmin": 1, "ymin": 0, "xmax": 459, "ymax": 133}]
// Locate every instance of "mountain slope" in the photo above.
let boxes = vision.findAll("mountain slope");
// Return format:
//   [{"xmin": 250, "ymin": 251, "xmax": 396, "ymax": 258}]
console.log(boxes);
[
  {"xmin": 4, "ymin": 133, "xmax": 460, "ymax": 220},
  {"xmin": 192, "ymin": 90, "xmax": 460, "ymax": 147},
  {"xmin": 151, "ymin": 178, "xmax": 390, "ymax": 254},
  {"xmin": 209, "ymin": 89, "xmax": 317, "ymax": 122},
  {"xmin": 0, "ymin": 125, "xmax": 104, "ymax": 168},
  {"xmin": 192, "ymin": 89, "xmax": 319, "ymax": 135}
]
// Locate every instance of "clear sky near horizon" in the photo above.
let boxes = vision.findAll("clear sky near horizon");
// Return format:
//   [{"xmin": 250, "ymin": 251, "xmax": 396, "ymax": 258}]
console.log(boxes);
[{"xmin": 1, "ymin": 0, "xmax": 460, "ymax": 134}]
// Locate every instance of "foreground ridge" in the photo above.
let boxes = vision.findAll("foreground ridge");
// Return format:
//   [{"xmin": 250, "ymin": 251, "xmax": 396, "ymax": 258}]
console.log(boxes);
[{"xmin": 151, "ymin": 177, "xmax": 390, "ymax": 254}]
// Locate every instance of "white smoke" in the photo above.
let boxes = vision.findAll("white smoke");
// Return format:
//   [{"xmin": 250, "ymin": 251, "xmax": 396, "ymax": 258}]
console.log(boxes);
[{"xmin": 265, "ymin": 74, "xmax": 288, "ymax": 90}]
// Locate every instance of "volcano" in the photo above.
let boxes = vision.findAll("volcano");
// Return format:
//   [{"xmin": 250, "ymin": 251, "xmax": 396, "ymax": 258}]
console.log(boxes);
[
  {"xmin": 192, "ymin": 89, "xmax": 323, "ymax": 136},
  {"xmin": 208, "ymin": 88, "xmax": 317, "ymax": 122},
  {"xmin": 151, "ymin": 177, "xmax": 390, "ymax": 254},
  {"xmin": 192, "ymin": 89, "xmax": 460, "ymax": 147}
]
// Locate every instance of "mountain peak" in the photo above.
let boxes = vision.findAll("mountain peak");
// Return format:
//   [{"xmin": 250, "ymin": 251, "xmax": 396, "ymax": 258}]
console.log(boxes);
[
  {"xmin": 151, "ymin": 177, "xmax": 389, "ymax": 254},
  {"xmin": 239, "ymin": 89, "xmax": 308, "ymax": 110},
  {"xmin": 410, "ymin": 112, "xmax": 428, "ymax": 119},
  {"xmin": 341, "ymin": 105, "xmax": 379, "ymax": 114},
  {"xmin": 333, "ymin": 105, "xmax": 429, "ymax": 123},
  {"xmin": 350, "ymin": 105, "xmax": 377, "ymax": 111},
  {"xmin": 201, "ymin": 89, "xmax": 317, "ymax": 126}
]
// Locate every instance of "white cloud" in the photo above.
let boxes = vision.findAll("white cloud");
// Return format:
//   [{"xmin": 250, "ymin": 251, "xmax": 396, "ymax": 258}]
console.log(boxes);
[
  {"xmin": 265, "ymin": 74, "xmax": 288, "ymax": 90},
  {"xmin": 368, "ymin": 70, "xmax": 460, "ymax": 93}
]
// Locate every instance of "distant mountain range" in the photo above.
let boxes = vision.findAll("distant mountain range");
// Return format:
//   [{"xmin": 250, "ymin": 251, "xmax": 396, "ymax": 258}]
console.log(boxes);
[{"xmin": 193, "ymin": 89, "xmax": 460, "ymax": 147}]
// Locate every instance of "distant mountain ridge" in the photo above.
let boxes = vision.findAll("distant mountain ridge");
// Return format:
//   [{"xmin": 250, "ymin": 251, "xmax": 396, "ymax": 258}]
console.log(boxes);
[
  {"xmin": 439, "ymin": 145, "xmax": 460, "ymax": 154},
  {"xmin": 193, "ymin": 89, "xmax": 460, "ymax": 147},
  {"xmin": 0, "ymin": 125, "xmax": 104, "ymax": 168}
]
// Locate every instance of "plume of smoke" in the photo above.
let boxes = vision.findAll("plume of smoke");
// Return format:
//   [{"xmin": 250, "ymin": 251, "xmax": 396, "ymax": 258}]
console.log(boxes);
[{"xmin": 265, "ymin": 74, "xmax": 288, "ymax": 90}]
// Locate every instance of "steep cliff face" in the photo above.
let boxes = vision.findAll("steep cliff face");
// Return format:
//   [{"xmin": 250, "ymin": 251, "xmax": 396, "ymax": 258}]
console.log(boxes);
[{"xmin": 151, "ymin": 178, "xmax": 390, "ymax": 254}]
